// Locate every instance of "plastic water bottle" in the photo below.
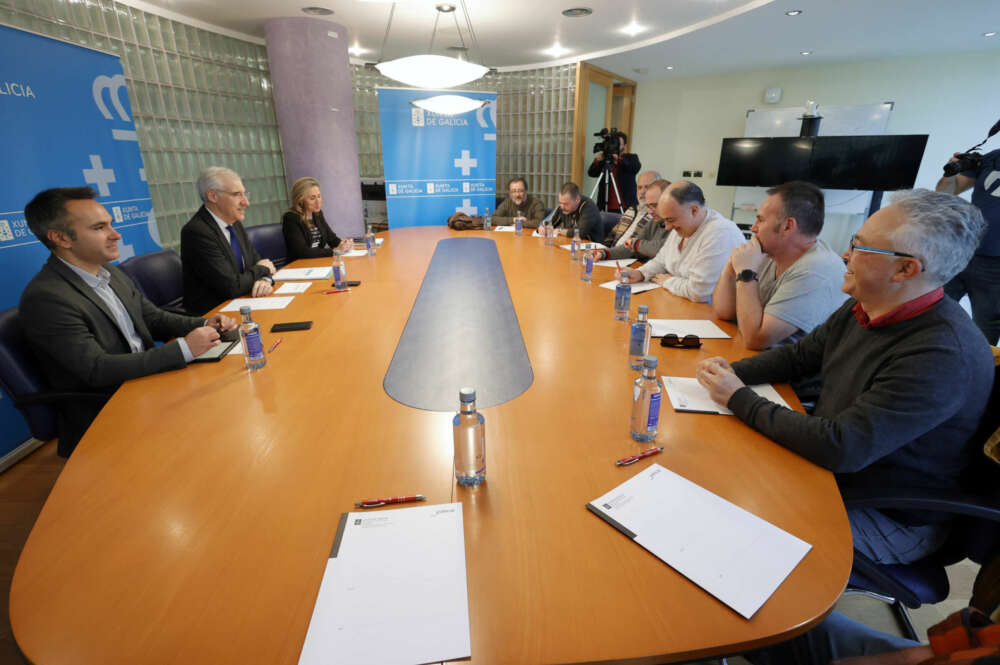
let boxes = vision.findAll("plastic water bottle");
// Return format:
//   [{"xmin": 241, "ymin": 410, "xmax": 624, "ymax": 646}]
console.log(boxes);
[
  {"xmin": 580, "ymin": 251, "xmax": 594, "ymax": 282},
  {"xmin": 453, "ymin": 387, "xmax": 486, "ymax": 487},
  {"xmin": 239, "ymin": 306, "xmax": 266, "ymax": 371},
  {"xmin": 570, "ymin": 228, "xmax": 581, "ymax": 261},
  {"xmin": 629, "ymin": 304, "xmax": 651, "ymax": 369},
  {"xmin": 483, "ymin": 208, "xmax": 491, "ymax": 232},
  {"xmin": 332, "ymin": 250, "xmax": 346, "ymax": 288},
  {"xmin": 614, "ymin": 271, "xmax": 631, "ymax": 321},
  {"xmin": 364, "ymin": 224, "xmax": 376, "ymax": 256},
  {"xmin": 544, "ymin": 219, "xmax": 555, "ymax": 246},
  {"xmin": 514, "ymin": 214, "xmax": 524, "ymax": 236},
  {"xmin": 630, "ymin": 356, "xmax": 662, "ymax": 442}
]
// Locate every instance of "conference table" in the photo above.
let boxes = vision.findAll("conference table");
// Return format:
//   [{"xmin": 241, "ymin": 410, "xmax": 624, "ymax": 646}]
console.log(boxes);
[{"xmin": 10, "ymin": 226, "xmax": 852, "ymax": 665}]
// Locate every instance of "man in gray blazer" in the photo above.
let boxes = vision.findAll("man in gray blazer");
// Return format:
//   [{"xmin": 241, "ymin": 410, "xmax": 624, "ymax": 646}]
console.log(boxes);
[
  {"xmin": 19, "ymin": 186, "xmax": 236, "ymax": 456},
  {"xmin": 180, "ymin": 166, "xmax": 276, "ymax": 315}
]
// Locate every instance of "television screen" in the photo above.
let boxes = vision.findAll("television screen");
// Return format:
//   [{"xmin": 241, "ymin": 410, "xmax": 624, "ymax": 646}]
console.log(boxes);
[{"xmin": 716, "ymin": 135, "xmax": 928, "ymax": 190}]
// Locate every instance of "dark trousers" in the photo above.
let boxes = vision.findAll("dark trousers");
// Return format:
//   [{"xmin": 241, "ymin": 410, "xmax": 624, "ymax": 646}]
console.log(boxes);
[{"xmin": 945, "ymin": 254, "xmax": 1000, "ymax": 345}]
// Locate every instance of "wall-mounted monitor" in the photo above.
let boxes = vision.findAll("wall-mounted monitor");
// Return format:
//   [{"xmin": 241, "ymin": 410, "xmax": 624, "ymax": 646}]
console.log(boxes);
[{"xmin": 716, "ymin": 135, "xmax": 929, "ymax": 191}]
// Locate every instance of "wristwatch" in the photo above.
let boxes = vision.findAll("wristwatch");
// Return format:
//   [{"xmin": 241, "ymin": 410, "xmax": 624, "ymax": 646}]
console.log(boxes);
[{"xmin": 736, "ymin": 269, "xmax": 758, "ymax": 283}]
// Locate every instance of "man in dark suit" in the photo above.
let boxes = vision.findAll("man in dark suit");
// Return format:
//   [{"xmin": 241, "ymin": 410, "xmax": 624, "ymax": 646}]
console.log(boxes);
[
  {"xmin": 180, "ymin": 167, "xmax": 276, "ymax": 315},
  {"xmin": 19, "ymin": 187, "xmax": 236, "ymax": 456}
]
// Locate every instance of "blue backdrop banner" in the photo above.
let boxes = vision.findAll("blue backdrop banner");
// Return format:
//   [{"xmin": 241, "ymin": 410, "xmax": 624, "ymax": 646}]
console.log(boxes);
[
  {"xmin": 0, "ymin": 25, "xmax": 158, "ymax": 458},
  {"xmin": 377, "ymin": 88, "xmax": 497, "ymax": 228}
]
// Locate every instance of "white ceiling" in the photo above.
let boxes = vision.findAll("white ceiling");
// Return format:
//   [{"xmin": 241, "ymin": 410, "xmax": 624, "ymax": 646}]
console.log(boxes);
[{"xmin": 131, "ymin": 0, "xmax": 999, "ymax": 77}]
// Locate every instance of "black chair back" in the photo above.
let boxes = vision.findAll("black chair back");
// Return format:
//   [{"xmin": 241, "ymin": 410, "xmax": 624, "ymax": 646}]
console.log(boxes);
[
  {"xmin": 0, "ymin": 308, "xmax": 58, "ymax": 440},
  {"xmin": 118, "ymin": 249, "xmax": 184, "ymax": 312},
  {"xmin": 246, "ymin": 223, "xmax": 288, "ymax": 268},
  {"xmin": 600, "ymin": 211, "xmax": 622, "ymax": 238}
]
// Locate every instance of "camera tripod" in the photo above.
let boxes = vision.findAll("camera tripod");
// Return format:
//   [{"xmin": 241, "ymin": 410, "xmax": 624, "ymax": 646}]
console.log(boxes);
[{"xmin": 589, "ymin": 158, "xmax": 623, "ymax": 213}]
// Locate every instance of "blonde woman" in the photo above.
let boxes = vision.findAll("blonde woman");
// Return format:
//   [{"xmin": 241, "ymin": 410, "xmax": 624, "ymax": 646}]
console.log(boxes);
[{"xmin": 281, "ymin": 177, "xmax": 352, "ymax": 260}]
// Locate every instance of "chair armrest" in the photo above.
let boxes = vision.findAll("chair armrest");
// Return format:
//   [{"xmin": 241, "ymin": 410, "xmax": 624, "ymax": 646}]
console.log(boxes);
[{"xmin": 840, "ymin": 487, "xmax": 1000, "ymax": 522}]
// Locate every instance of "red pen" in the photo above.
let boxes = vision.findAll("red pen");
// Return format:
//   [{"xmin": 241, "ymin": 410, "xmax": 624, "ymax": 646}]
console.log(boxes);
[
  {"xmin": 323, "ymin": 288, "xmax": 350, "ymax": 294},
  {"xmin": 268, "ymin": 337, "xmax": 282, "ymax": 353},
  {"xmin": 615, "ymin": 447, "xmax": 663, "ymax": 466},
  {"xmin": 355, "ymin": 494, "xmax": 427, "ymax": 508}
]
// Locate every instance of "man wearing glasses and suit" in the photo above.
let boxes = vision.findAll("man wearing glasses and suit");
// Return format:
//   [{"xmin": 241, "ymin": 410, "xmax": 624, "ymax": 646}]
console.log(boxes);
[
  {"xmin": 697, "ymin": 190, "xmax": 993, "ymax": 565},
  {"xmin": 181, "ymin": 166, "xmax": 276, "ymax": 315}
]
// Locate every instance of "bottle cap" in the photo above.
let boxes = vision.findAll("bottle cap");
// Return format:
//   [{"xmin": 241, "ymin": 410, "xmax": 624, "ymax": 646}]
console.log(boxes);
[
  {"xmin": 638, "ymin": 304, "xmax": 649, "ymax": 313},
  {"xmin": 239, "ymin": 305, "xmax": 251, "ymax": 316},
  {"xmin": 459, "ymin": 387, "xmax": 476, "ymax": 403},
  {"xmin": 643, "ymin": 355, "xmax": 658, "ymax": 369}
]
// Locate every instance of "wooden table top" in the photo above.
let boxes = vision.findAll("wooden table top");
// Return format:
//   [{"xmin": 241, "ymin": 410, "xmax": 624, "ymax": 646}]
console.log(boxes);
[{"xmin": 10, "ymin": 227, "xmax": 852, "ymax": 665}]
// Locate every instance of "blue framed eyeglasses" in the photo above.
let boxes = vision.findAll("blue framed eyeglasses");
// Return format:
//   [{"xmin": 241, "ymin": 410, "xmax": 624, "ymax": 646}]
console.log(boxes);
[{"xmin": 848, "ymin": 235, "xmax": 924, "ymax": 271}]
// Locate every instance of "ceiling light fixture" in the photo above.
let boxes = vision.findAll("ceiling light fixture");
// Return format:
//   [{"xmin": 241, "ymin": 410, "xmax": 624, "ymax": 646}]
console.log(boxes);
[
  {"xmin": 562, "ymin": 7, "xmax": 593, "ymax": 17},
  {"xmin": 665, "ymin": 65, "xmax": 674, "ymax": 70},
  {"xmin": 373, "ymin": 3, "xmax": 488, "ymax": 88},
  {"xmin": 349, "ymin": 45, "xmax": 368, "ymax": 56},
  {"xmin": 542, "ymin": 42, "xmax": 571, "ymax": 57},
  {"xmin": 411, "ymin": 94, "xmax": 488, "ymax": 115},
  {"xmin": 785, "ymin": 10, "xmax": 802, "ymax": 16},
  {"xmin": 985, "ymin": 31, "xmax": 997, "ymax": 37},
  {"xmin": 620, "ymin": 22, "xmax": 646, "ymax": 37},
  {"xmin": 301, "ymin": 6, "xmax": 333, "ymax": 15},
  {"xmin": 800, "ymin": 50, "xmax": 812, "ymax": 56}
]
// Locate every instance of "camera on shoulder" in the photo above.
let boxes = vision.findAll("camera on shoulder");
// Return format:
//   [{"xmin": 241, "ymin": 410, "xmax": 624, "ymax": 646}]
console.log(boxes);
[
  {"xmin": 593, "ymin": 127, "xmax": 626, "ymax": 157},
  {"xmin": 943, "ymin": 117, "xmax": 1000, "ymax": 176}
]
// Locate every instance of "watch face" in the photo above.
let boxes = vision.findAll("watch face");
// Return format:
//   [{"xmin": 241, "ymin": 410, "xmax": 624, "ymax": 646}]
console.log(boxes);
[{"xmin": 738, "ymin": 269, "xmax": 758, "ymax": 282}]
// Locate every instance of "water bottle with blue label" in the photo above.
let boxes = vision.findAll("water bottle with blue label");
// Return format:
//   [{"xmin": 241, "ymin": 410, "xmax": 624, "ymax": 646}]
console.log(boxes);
[
  {"xmin": 570, "ymin": 228, "xmax": 581, "ymax": 261},
  {"xmin": 483, "ymin": 208, "xmax": 491, "ymax": 232},
  {"xmin": 364, "ymin": 224, "xmax": 376, "ymax": 256},
  {"xmin": 514, "ymin": 214, "xmax": 524, "ymax": 236},
  {"xmin": 614, "ymin": 271, "xmax": 631, "ymax": 321},
  {"xmin": 629, "ymin": 304, "xmax": 651, "ymax": 369},
  {"xmin": 453, "ymin": 387, "xmax": 486, "ymax": 487},
  {"xmin": 630, "ymin": 356, "xmax": 662, "ymax": 442},
  {"xmin": 332, "ymin": 250, "xmax": 346, "ymax": 289},
  {"xmin": 239, "ymin": 306, "xmax": 266, "ymax": 371},
  {"xmin": 580, "ymin": 251, "xmax": 594, "ymax": 282}
]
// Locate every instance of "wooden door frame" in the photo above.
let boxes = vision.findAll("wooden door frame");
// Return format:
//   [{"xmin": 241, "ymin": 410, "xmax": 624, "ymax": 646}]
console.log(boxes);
[{"xmin": 571, "ymin": 63, "xmax": 637, "ymax": 186}]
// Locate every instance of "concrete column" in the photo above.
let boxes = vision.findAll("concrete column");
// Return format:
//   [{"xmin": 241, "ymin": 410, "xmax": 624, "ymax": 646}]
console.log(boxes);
[{"xmin": 265, "ymin": 18, "xmax": 363, "ymax": 238}]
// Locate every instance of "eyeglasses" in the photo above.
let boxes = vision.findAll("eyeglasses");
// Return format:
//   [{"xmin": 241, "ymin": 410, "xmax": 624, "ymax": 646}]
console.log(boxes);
[
  {"xmin": 221, "ymin": 190, "xmax": 250, "ymax": 200},
  {"xmin": 659, "ymin": 334, "xmax": 702, "ymax": 349},
  {"xmin": 848, "ymin": 234, "xmax": 915, "ymax": 259}
]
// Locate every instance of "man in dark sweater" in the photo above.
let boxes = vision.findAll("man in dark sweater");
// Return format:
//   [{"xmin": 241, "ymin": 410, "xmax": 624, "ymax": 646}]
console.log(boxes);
[
  {"xmin": 493, "ymin": 177, "xmax": 546, "ymax": 228},
  {"xmin": 550, "ymin": 182, "xmax": 602, "ymax": 241},
  {"xmin": 697, "ymin": 189, "xmax": 993, "ymax": 564}
]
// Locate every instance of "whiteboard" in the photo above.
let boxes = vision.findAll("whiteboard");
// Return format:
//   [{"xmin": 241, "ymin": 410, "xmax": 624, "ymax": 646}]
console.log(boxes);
[{"xmin": 734, "ymin": 103, "xmax": 894, "ymax": 215}]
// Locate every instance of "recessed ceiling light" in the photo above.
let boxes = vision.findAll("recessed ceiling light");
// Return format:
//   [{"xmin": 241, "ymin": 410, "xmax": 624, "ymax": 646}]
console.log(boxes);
[
  {"xmin": 349, "ymin": 45, "xmax": 368, "ymax": 56},
  {"xmin": 301, "ymin": 6, "xmax": 333, "ymax": 15},
  {"xmin": 985, "ymin": 31, "xmax": 998, "ymax": 37},
  {"xmin": 665, "ymin": 65, "xmax": 674, "ymax": 70},
  {"xmin": 435, "ymin": 3, "xmax": 456, "ymax": 12},
  {"xmin": 785, "ymin": 10, "xmax": 803, "ymax": 16},
  {"xmin": 800, "ymin": 50, "xmax": 812, "ymax": 56},
  {"xmin": 542, "ymin": 42, "xmax": 571, "ymax": 57},
  {"xmin": 621, "ymin": 22, "xmax": 646, "ymax": 37},
  {"xmin": 562, "ymin": 7, "xmax": 593, "ymax": 17}
]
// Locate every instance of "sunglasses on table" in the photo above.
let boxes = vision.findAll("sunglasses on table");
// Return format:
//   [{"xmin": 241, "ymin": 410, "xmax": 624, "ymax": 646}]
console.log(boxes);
[{"xmin": 659, "ymin": 334, "xmax": 702, "ymax": 349}]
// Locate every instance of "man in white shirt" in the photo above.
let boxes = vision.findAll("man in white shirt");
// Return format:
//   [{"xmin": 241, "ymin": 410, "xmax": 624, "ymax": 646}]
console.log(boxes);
[
  {"xmin": 712, "ymin": 181, "xmax": 848, "ymax": 349},
  {"xmin": 619, "ymin": 181, "xmax": 744, "ymax": 302}
]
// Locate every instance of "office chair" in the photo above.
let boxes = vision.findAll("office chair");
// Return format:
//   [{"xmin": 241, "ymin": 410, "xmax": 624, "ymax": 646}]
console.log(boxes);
[
  {"xmin": 118, "ymin": 249, "xmax": 185, "ymax": 314},
  {"xmin": 843, "ymin": 347, "xmax": 1000, "ymax": 641},
  {"xmin": 600, "ymin": 211, "xmax": 622, "ymax": 238},
  {"xmin": 245, "ymin": 223, "xmax": 288, "ymax": 268},
  {"xmin": 0, "ymin": 308, "xmax": 110, "ymax": 441}
]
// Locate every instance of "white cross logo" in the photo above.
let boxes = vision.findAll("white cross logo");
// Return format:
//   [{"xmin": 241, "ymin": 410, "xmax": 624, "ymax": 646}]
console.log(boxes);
[
  {"xmin": 456, "ymin": 198, "xmax": 478, "ymax": 215},
  {"xmin": 453, "ymin": 150, "xmax": 477, "ymax": 176},
  {"xmin": 83, "ymin": 154, "xmax": 116, "ymax": 197}
]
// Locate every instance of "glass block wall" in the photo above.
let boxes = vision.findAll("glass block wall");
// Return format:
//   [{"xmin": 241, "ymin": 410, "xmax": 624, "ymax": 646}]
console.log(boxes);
[
  {"xmin": 0, "ymin": 0, "xmax": 286, "ymax": 249},
  {"xmin": 352, "ymin": 64, "xmax": 577, "ymax": 207}
]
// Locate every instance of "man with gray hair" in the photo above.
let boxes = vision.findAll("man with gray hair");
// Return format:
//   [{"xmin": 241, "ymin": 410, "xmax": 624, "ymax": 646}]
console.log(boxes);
[
  {"xmin": 181, "ymin": 166, "xmax": 276, "ymax": 315},
  {"xmin": 696, "ymin": 190, "xmax": 993, "ymax": 565}
]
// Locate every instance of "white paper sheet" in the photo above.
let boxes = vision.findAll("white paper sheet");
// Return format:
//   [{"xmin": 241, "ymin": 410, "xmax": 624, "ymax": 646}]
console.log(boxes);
[
  {"xmin": 598, "ymin": 280, "xmax": 659, "ymax": 294},
  {"xmin": 273, "ymin": 267, "xmax": 333, "ymax": 281},
  {"xmin": 661, "ymin": 376, "xmax": 790, "ymax": 415},
  {"xmin": 589, "ymin": 464, "xmax": 811, "ymax": 619},
  {"xmin": 649, "ymin": 319, "xmax": 731, "ymax": 339},
  {"xmin": 220, "ymin": 296, "xmax": 294, "ymax": 312},
  {"xmin": 492, "ymin": 225, "xmax": 516, "ymax": 232},
  {"xmin": 593, "ymin": 258, "xmax": 636, "ymax": 269},
  {"xmin": 341, "ymin": 249, "xmax": 369, "ymax": 258},
  {"xmin": 226, "ymin": 340, "xmax": 243, "ymax": 357},
  {"xmin": 274, "ymin": 282, "xmax": 311, "ymax": 295},
  {"xmin": 297, "ymin": 503, "xmax": 471, "ymax": 665}
]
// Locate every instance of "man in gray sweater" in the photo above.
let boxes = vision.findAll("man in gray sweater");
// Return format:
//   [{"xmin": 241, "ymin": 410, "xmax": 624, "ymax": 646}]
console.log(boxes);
[{"xmin": 697, "ymin": 189, "xmax": 993, "ymax": 564}]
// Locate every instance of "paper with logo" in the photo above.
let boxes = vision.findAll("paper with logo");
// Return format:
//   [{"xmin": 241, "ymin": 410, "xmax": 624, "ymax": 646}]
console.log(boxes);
[
  {"xmin": 649, "ymin": 319, "xmax": 731, "ymax": 339},
  {"xmin": 220, "ymin": 296, "xmax": 294, "ymax": 312},
  {"xmin": 661, "ymin": 376, "xmax": 790, "ymax": 415},
  {"xmin": 598, "ymin": 280, "xmax": 659, "ymax": 294},
  {"xmin": 297, "ymin": 503, "xmax": 471, "ymax": 665},
  {"xmin": 273, "ymin": 267, "xmax": 333, "ymax": 281},
  {"xmin": 274, "ymin": 282, "xmax": 311, "ymax": 295},
  {"xmin": 587, "ymin": 464, "xmax": 811, "ymax": 619}
]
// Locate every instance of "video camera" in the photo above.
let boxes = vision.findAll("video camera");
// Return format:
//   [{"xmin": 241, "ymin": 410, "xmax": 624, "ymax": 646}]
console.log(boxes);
[
  {"xmin": 943, "ymin": 117, "xmax": 1000, "ymax": 177},
  {"xmin": 593, "ymin": 127, "xmax": 626, "ymax": 158}
]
